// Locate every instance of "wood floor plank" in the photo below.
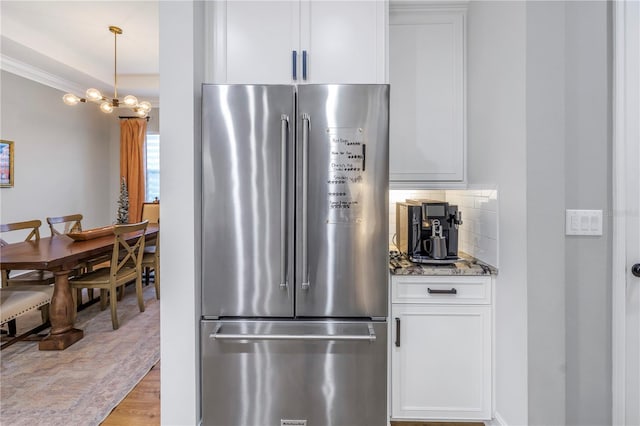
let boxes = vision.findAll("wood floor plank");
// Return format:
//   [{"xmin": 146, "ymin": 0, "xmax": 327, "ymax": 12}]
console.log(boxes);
[{"xmin": 101, "ymin": 362, "xmax": 160, "ymax": 425}]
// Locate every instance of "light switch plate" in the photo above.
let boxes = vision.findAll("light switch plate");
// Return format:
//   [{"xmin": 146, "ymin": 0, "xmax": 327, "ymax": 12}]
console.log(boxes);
[{"xmin": 566, "ymin": 209, "xmax": 603, "ymax": 236}]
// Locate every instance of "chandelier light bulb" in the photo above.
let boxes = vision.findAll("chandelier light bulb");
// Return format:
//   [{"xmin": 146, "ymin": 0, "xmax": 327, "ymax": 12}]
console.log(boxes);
[
  {"xmin": 100, "ymin": 102, "xmax": 114, "ymax": 113},
  {"xmin": 86, "ymin": 88, "xmax": 102, "ymax": 101},
  {"xmin": 62, "ymin": 93, "xmax": 81, "ymax": 106},
  {"xmin": 62, "ymin": 26, "xmax": 151, "ymax": 119},
  {"xmin": 138, "ymin": 101, "xmax": 152, "ymax": 113},
  {"xmin": 123, "ymin": 95, "xmax": 138, "ymax": 107}
]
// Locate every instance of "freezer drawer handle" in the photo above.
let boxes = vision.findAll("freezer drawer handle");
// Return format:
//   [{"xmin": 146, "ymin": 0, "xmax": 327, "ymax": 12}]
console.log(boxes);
[
  {"xmin": 280, "ymin": 114, "xmax": 289, "ymax": 290},
  {"xmin": 301, "ymin": 113, "xmax": 310, "ymax": 291},
  {"xmin": 211, "ymin": 324, "xmax": 376, "ymax": 342},
  {"xmin": 427, "ymin": 287, "xmax": 458, "ymax": 295}
]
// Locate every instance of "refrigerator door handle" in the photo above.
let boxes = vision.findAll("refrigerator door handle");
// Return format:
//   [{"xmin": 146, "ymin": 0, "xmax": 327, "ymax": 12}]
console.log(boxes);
[
  {"xmin": 211, "ymin": 324, "xmax": 376, "ymax": 342},
  {"xmin": 301, "ymin": 113, "xmax": 310, "ymax": 290},
  {"xmin": 280, "ymin": 114, "xmax": 289, "ymax": 290}
]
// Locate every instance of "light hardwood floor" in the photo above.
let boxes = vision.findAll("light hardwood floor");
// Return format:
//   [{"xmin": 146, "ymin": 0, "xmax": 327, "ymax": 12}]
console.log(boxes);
[
  {"xmin": 102, "ymin": 361, "xmax": 160, "ymax": 425},
  {"xmin": 101, "ymin": 362, "xmax": 482, "ymax": 426}
]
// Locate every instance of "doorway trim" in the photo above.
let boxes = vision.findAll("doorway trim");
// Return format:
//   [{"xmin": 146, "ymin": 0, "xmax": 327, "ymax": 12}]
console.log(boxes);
[{"xmin": 612, "ymin": 1, "xmax": 639, "ymax": 423}]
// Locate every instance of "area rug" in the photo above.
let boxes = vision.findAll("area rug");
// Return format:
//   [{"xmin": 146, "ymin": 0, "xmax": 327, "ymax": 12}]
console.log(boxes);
[{"xmin": 0, "ymin": 284, "xmax": 160, "ymax": 426}]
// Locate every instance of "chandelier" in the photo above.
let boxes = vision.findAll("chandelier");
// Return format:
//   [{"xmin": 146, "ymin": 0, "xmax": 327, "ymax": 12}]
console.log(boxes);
[{"xmin": 62, "ymin": 26, "xmax": 151, "ymax": 118}]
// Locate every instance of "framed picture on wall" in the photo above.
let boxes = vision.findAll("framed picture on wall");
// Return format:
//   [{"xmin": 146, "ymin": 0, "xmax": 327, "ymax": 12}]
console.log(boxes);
[{"xmin": 0, "ymin": 140, "xmax": 14, "ymax": 188}]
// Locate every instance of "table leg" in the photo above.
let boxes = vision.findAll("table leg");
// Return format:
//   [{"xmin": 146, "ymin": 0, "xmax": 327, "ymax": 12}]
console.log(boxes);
[{"xmin": 39, "ymin": 270, "xmax": 83, "ymax": 350}]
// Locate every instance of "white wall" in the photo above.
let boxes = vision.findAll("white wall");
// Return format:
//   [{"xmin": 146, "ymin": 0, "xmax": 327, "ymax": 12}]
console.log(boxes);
[
  {"xmin": 467, "ymin": 2, "xmax": 529, "ymax": 425},
  {"xmin": 564, "ymin": 2, "xmax": 611, "ymax": 424},
  {"xmin": 468, "ymin": 2, "xmax": 612, "ymax": 424},
  {"xmin": 525, "ymin": 2, "xmax": 567, "ymax": 423},
  {"xmin": 0, "ymin": 71, "xmax": 113, "ymax": 237},
  {"xmin": 159, "ymin": 1, "xmax": 204, "ymax": 424}
]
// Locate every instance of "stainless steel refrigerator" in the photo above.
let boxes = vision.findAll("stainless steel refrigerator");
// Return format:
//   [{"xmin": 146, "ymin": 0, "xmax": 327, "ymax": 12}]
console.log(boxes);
[{"xmin": 200, "ymin": 84, "xmax": 389, "ymax": 426}]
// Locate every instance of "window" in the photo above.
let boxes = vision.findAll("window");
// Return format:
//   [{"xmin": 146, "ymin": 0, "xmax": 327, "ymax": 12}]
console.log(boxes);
[{"xmin": 145, "ymin": 134, "xmax": 160, "ymax": 201}]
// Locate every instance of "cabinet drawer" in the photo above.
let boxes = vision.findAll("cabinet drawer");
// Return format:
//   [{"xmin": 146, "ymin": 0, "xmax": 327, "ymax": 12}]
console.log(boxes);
[{"xmin": 392, "ymin": 276, "xmax": 491, "ymax": 305}]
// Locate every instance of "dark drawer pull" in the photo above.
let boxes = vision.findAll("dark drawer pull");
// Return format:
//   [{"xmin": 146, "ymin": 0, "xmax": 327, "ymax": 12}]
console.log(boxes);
[
  {"xmin": 427, "ymin": 288, "xmax": 457, "ymax": 295},
  {"xmin": 395, "ymin": 317, "xmax": 401, "ymax": 347}
]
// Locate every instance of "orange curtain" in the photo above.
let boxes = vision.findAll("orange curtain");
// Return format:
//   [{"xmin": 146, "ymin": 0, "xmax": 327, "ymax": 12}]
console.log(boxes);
[{"xmin": 120, "ymin": 118, "xmax": 147, "ymax": 223}]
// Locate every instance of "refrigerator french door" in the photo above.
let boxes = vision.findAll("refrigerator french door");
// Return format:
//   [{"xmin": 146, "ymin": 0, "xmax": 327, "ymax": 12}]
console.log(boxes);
[{"xmin": 201, "ymin": 84, "xmax": 389, "ymax": 426}]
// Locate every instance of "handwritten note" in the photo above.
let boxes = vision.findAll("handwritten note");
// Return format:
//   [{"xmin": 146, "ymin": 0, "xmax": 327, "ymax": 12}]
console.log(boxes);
[{"xmin": 326, "ymin": 128, "xmax": 365, "ymax": 224}]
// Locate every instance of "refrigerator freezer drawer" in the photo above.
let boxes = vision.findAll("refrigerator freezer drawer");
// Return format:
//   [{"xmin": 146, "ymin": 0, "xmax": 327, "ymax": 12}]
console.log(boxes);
[{"xmin": 201, "ymin": 320, "xmax": 387, "ymax": 426}]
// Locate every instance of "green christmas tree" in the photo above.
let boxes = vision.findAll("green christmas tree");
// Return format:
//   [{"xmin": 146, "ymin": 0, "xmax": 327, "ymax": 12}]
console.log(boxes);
[{"xmin": 116, "ymin": 177, "xmax": 129, "ymax": 224}]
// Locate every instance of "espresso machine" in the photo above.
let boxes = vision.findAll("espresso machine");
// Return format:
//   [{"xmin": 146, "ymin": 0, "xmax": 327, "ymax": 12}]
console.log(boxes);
[{"xmin": 396, "ymin": 199, "xmax": 463, "ymax": 264}]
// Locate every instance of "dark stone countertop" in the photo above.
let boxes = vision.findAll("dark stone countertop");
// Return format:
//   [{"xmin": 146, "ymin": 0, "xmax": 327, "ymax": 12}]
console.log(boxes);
[{"xmin": 389, "ymin": 250, "xmax": 498, "ymax": 276}]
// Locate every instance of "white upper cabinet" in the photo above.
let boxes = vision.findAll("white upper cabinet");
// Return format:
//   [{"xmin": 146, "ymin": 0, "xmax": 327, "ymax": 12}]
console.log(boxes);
[
  {"xmin": 221, "ymin": 1, "xmax": 300, "ymax": 84},
  {"xmin": 389, "ymin": 3, "xmax": 467, "ymax": 185},
  {"xmin": 211, "ymin": 1, "xmax": 387, "ymax": 84},
  {"xmin": 300, "ymin": 1, "xmax": 386, "ymax": 84}
]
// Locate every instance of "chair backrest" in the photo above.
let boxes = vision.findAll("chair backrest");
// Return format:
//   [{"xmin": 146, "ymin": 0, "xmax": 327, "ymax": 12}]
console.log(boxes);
[
  {"xmin": 46, "ymin": 214, "xmax": 83, "ymax": 236},
  {"xmin": 0, "ymin": 220, "xmax": 42, "ymax": 247},
  {"xmin": 0, "ymin": 220, "xmax": 43, "ymax": 287},
  {"xmin": 141, "ymin": 203, "xmax": 159, "ymax": 224},
  {"xmin": 110, "ymin": 221, "xmax": 149, "ymax": 277}
]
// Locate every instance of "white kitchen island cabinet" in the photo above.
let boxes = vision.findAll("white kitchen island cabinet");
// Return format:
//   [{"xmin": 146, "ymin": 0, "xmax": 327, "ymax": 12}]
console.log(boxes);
[
  {"xmin": 389, "ymin": 3, "xmax": 467, "ymax": 185},
  {"xmin": 210, "ymin": 1, "xmax": 386, "ymax": 84},
  {"xmin": 390, "ymin": 275, "xmax": 492, "ymax": 421}
]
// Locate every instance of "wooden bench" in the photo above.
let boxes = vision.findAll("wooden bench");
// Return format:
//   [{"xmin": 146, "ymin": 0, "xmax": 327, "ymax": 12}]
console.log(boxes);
[{"xmin": 1, "ymin": 285, "xmax": 54, "ymax": 349}]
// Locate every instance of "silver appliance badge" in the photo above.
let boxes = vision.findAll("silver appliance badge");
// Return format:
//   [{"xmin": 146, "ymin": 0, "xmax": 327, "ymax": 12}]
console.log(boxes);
[{"xmin": 281, "ymin": 420, "xmax": 307, "ymax": 426}]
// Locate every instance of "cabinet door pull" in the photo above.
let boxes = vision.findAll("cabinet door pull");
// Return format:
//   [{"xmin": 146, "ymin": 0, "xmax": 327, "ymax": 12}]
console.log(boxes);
[
  {"xmin": 302, "ymin": 50, "xmax": 307, "ymax": 80},
  {"xmin": 427, "ymin": 287, "xmax": 458, "ymax": 295},
  {"xmin": 292, "ymin": 50, "xmax": 297, "ymax": 81},
  {"xmin": 395, "ymin": 317, "xmax": 401, "ymax": 347}
]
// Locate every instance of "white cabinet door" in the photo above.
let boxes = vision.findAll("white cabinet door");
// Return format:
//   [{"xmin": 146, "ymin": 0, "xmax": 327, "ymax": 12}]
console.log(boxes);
[
  {"xmin": 212, "ymin": 1, "xmax": 300, "ymax": 84},
  {"xmin": 212, "ymin": 1, "xmax": 386, "ymax": 84},
  {"xmin": 391, "ymin": 304, "xmax": 491, "ymax": 420},
  {"xmin": 389, "ymin": 7, "xmax": 466, "ymax": 183},
  {"xmin": 300, "ymin": 0, "xmax": 386, "ymax": 83}
]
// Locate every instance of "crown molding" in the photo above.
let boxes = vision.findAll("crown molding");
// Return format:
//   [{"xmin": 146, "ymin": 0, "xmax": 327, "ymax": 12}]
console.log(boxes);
[
  {"xmin": 0, "ymin": 54, "xmax": 160, "ymax": 108},
  {"xmin": 390, "ymin": 0, "xmax": 469, "ymax": 13},
  {"xmin": 1, "ymin": 53, "xmax": 85, "ymax": 96}
]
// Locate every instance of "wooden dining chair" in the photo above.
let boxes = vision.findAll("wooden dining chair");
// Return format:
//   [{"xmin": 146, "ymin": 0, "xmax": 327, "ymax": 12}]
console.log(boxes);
[
  {"xmin": 70, "ymin": 220, "xmax": 149, "ymax": 330},
  {"xmin": 0, "ymin": 220, "xmax": 55, "ymax": 288},
  {"xmin": 46, "ymin": 213, "xmax": 110, "ymax": 305},
  {"xmin": 141, "ymin": 202, "xmax": 159, "ymax": 224},
  {"xmin": 141, "ymin": 203, "xmax": 159, "ymax": 292},
  {"xmin": 141, "ymin": 230, "xmax": 160, "ymax": 299},
  {"xmin": 46, "ymin": 214, "xmax": 83, "ymax": 235}
]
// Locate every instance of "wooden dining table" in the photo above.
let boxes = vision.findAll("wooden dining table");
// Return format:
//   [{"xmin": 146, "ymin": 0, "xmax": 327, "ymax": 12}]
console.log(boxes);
[{"xmin": 0, "ymin": 224, "xmax": 158, "ymax": 350}]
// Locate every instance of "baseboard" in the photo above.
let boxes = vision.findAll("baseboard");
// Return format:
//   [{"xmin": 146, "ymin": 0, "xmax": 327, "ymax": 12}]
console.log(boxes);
[{"xmin": 485, "ymin": 412, "xmax": 507, "ymax": 426}]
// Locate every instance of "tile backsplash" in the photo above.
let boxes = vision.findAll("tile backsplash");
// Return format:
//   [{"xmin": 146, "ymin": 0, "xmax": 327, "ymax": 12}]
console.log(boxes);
[{"xmin": 389, "ymin": 188, "xmax": 498, "ymax": 268}]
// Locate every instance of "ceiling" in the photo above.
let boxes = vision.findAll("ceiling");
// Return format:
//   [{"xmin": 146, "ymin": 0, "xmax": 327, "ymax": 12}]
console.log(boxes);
[{"xmin": 1, "ymin": 1, "xmax": 160, "ymax": 105}]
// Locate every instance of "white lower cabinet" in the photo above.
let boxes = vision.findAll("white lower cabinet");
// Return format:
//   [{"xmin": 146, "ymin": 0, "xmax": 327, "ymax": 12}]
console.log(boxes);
[{"xmin": 390, "ymin": 276, "xmax": 492, "ymax": 421}]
